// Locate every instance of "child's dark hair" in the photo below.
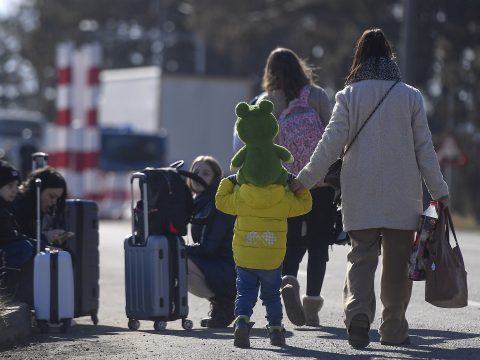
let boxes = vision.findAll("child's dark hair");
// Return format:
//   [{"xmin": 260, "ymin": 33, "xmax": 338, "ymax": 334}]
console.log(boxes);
[{"xmin": 261, "ymin": 47, "xmax": 315, "ymax": 104}]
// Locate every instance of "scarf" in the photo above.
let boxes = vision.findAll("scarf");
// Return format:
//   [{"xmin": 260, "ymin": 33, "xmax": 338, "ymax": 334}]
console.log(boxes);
[
  {"xmin": 191, "ymin": 179, "xmax": 220, "ymax": 225},
  {"xmin": 347, "ymin": 57, "xmax": 401, "ymax": 85}
]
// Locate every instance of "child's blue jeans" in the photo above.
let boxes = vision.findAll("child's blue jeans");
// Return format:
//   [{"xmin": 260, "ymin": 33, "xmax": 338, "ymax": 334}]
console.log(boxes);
[
  {"xmin": 235, "ymin": 266, "xmax": 283, "ymax": 326},
  {"xmin": 0, "ymin": 240, "xmax": 34, "ymax": 269}
]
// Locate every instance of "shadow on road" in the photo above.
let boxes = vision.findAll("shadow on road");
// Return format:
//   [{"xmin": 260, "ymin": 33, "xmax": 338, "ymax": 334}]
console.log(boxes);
[
  {"xmin": 30, "ymin": 323, "xmax": 126, "ymax": 342},
  {"xmin": 5, "ymin": 323, "xmax": 478, "ymax": 359}
]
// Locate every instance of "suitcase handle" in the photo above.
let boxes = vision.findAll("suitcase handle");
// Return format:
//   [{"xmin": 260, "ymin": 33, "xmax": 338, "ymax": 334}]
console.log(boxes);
[
  {"xmin": 35, "ymin": 178, "xmax": 42, "ymax": 254},
  {"xmin": 32, "ymin": 152, "xmax": 49, "ymax": 171},
  {"xmin": 130, "ymin": 172, "xmax": 148, "ymax": 244}
]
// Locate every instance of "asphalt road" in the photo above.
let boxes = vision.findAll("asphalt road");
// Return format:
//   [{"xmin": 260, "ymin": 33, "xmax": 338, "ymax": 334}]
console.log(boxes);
[{"xmin": 2, "ymin": 219, "xmax": 479, "ymax": 359}]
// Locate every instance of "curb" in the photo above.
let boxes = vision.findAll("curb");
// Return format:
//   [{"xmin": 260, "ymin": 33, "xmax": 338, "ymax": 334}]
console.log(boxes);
[{"xmin": 0, "ymin": 302, "xmax": 31, "ymax": 349}]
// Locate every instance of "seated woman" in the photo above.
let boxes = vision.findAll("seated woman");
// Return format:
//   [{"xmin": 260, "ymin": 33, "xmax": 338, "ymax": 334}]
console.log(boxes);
[
  {"xmin": 10, "ymin": 166, "xmax": 69, "ymax": 305},
  {"xmin": 186, "ymin": 155, "xmax": 236, "ymax": 328},
  {"xmin": 13, "ymin": 166, "xmax": 68, "ymax": 247}
]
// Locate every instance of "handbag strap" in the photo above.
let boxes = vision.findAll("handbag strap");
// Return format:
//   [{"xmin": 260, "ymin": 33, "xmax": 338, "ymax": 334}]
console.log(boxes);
[
  {"xmin": 445, "ymin": 206, "xmax": 460, "ymax": 248},
  {"xmin": 342, "ymin": 80, "xmax": 399, "ymax": 157}
]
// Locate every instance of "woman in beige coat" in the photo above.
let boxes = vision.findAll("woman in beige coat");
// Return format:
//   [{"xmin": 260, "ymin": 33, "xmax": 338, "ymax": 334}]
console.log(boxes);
[{"xmin": 290, "ymin": 29, "xmax": 449, "ymax": 348}]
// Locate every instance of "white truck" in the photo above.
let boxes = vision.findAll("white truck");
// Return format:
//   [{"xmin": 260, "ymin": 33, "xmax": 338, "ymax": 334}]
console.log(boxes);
[
  {"xmin": 0, "ymin": 67, "xmax": 252, "ymax": 218},
  {"xmin": 98, "ymin": 66, "xmax": 253, "ymax": 172}
]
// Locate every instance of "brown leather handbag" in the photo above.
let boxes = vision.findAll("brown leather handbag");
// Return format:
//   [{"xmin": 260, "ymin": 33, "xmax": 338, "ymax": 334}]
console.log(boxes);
[{"xmin": 425, "ymin": 204, "xmax": 468, "ymax": 308}]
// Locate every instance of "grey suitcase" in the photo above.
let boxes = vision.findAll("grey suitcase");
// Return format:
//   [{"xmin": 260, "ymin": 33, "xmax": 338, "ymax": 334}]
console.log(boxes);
[
  {"xmin": 124, "ymin": 172, "xmax": 192, "ymax": 331},
  {"xmin": 64, "ymin": 199, "xmax": 100, "ymax": 324}
]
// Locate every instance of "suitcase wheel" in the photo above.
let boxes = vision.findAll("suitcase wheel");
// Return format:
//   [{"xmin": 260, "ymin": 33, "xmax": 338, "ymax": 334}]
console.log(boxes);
[
  {"xmin": 91, "ymin": 314, "xmax": 99, "ymax": 325},
  {"xmin": 60, "ymin": 319, "xmax": 71, "ymax": 333},
  {"xmin": 182, "ymin": 319, "xmax": 193, "ymax": 330},
  {"xmin": 154, "ymin": 320, "xmax": 167, "ymax": 331},
  {"xmin": 128, "ymin": 319, "xmax": 140, "ymax": 331},
  {"xmin": 37, "ymin": 320, "xmax": 50, "ymax": 333}
]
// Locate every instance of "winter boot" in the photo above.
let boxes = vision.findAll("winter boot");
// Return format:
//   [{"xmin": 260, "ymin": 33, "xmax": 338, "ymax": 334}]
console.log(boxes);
[
  {"xmin": 266, "ymin": 324, "xmax": 286, "ymax": 346},
  {"xmin": 302, "ymin": 295, "xmax": 324, "ymax": 326},
  {"xmin": 200, "ymin": 297, "xmax": 235, "ymax": 328},
  {"xmin": 281, "ymin": 275, "xmax": 305, "ymax": 326},
  {"xmin": 348, "ymin": 313, "xmax": 370, "ymax": 349},
  {"xmin": 233, "ymin": 315, "xmax": 254, "ymax": 348}
]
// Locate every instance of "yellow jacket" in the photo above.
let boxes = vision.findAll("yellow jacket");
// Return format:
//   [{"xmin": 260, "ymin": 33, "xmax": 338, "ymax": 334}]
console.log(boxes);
[{"xmin": 215, "ymin": 179, "xmax": 312, "ymax": 270}]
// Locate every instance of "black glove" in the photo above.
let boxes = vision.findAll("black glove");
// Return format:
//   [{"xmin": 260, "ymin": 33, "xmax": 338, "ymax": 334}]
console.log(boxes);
[{"xmin": 227, "ymin": 174, "xmax": 238, "ymax": 185}]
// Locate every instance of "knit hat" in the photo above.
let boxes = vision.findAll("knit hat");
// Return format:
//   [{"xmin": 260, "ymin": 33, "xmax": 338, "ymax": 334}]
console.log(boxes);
[{"xmin": 0, "ymin": 160, "xmax": 21, "ymax": 189}]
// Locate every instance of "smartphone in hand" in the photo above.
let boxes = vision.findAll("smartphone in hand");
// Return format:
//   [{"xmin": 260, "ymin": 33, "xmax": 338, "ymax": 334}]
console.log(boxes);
[{"xmin": 58, "ymin": 231, "xmax": 75, "ymax": 242}]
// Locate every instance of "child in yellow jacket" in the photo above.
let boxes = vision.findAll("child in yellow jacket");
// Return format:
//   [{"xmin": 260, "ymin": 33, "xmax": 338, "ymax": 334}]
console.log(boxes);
[
  {"xmin": 216, "ymin": 176, "xmax": 311, "ymax": 347},
  {"xmin": 216, "ymin": 99, "xmax": 312, "ymax": 348}
]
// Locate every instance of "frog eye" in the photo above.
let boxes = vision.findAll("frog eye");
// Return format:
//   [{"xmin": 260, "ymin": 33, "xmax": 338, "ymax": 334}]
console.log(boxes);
[
  {"xmin": 258, "ymin": 99, "xmax": 274, "ymax": 114},
  {"xmin": 235, "ymin": 102, "xmax": 250, "ymax": 117}
]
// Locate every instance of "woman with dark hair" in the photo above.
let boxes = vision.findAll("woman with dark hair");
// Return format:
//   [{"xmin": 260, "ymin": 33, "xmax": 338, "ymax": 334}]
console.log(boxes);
[
  {"xmin": 8, "ymin": 166, "xmax": 69, "ymax": 305},
  {"xmin": 13, "ymin": 166, "xmax": 68, "ymax": 246},
  {"xmin": 255, "ymin": 47, "xmax": 334, "ymax": 328},
  {"xmin": 290, "ymin": 28, "xmax": 449, "ymax": 348},
  {"xmin": 185, "ymin": 155, "xmax": 236, "ymax": 328}
]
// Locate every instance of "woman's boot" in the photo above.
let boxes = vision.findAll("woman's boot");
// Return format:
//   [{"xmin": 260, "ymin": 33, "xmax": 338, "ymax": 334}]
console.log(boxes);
[
  {"xmin": 302, "ymin": 295, "xmax": 324, "ymax": 326},
  {"xmin": 200, "ymin": 296, "xmax": 235, "ymax": 328},
  {"xmin": 281, "ymin": 275, "xmax": 305, "ymax": 326}
]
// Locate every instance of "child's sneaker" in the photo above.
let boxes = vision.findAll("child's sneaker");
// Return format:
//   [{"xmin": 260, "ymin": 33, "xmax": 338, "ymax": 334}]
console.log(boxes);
[
  {"xmin": 234, "ymin": 316, "xmax": 254, "ymax": 348},
  {"xmin": 266, "ymin": 324, "xmax": 286, "ymax": 346}
]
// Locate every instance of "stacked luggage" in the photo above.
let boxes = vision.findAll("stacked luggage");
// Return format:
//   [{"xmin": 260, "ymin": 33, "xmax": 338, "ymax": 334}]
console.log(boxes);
[{"xmin": 124, "ymin": 162, "xmax": 207, "ymax": 331}]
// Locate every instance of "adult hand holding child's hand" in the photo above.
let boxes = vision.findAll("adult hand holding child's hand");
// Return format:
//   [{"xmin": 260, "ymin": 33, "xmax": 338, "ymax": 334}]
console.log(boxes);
[{"xmin": 289, "ymin": 179, "xmax": 306, "ymax": 196}]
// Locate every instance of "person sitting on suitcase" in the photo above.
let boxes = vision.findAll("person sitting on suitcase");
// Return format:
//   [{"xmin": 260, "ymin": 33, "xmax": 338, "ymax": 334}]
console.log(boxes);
[
  {"xmin": 185, "ymin": 155, "xmax": 236, "ymax": 328},
  {"xmin": 0, "ymin": 161, "xmax": 35, "ymax": 297},
  {"xmin": 13, "ymin": 167, "xmax": 71, "ymax": 248},
  {"xmin": 215, "ymin": 101, "xmax": 312, "ymax": 348}
]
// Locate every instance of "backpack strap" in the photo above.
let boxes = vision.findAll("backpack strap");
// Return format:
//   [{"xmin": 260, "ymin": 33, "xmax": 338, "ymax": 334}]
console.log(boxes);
[
  {"xmin": 279, "ymin": 85, "xmax": 312, "ymax": 120},
  {"xmin": 298, "ymin": 85, "xmax": 311, "ymax": 105},
  {"xmin": 177, "ymin": 169, "xmax": 209, "ymax": 189}
]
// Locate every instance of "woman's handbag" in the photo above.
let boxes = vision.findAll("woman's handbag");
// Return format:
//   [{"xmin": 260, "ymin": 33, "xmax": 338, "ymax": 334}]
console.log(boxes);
[
  {"xmin": 323, "ymin": 81, "xmax": 399, "ymax": 190},
  {"xmin": 324, "ymin": 158, "xmax": 342, "ymax": 190},
  {"xmin": 424, "ymin": 204, "xmax": 468, "ymax": 308}
]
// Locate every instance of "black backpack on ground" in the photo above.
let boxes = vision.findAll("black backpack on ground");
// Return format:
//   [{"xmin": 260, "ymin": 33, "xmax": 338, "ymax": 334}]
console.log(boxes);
[{"xmin": 134, "ymin": 161, "xmax": 207, "ymax": 239}]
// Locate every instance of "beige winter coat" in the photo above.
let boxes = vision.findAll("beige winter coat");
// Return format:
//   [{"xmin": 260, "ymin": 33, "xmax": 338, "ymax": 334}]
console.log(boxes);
[{"xmin": 297, "ymin": 80, "xmax": 449, "ymax": 231}]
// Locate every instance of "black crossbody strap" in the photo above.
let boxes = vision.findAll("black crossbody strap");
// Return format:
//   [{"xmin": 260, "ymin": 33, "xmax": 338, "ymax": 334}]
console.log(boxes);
[
  {"xmin": 342, "ymin": 80, "xmax": 399, "ymax": 157},
  {"xmin": 445, "ymin": 207, "xmax": 460, "ymax": 248}
]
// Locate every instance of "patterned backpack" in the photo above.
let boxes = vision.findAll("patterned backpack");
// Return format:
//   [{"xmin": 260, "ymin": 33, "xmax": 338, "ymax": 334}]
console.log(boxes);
[{"xmin": 278, "ymin": 85, "xmax": 325, "ymax": 175}]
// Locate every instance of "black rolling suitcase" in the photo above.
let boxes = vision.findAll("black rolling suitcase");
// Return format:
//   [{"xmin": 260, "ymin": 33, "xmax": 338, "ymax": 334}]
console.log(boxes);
[{"xmin": 64, "ymin": 199, "xmax": 100, "ymax": 325}]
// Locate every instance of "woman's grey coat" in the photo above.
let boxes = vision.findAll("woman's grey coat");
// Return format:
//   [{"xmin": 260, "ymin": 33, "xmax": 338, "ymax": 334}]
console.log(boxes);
[{"xmin": 297, "ymin": 80, "xmax": 449, "ymax": 231}]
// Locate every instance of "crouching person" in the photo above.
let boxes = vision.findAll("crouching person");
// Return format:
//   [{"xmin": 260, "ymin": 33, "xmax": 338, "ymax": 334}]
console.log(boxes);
[{"xmin": 186, "ymin": 156, "xmax": 236, "ymax": 328}]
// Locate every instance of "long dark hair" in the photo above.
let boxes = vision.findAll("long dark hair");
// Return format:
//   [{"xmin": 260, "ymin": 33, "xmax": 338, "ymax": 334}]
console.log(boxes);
[
  {"xmin": 346, "ymin": 28, "xmax": 395, "ymax": 84},
  {"xmin": 20, "ymin": 167, "xmax": 67, "ymax": 221},
  {"xmin": 261, "ymin": 47, "xmax": 314, "ymax": 104}
]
